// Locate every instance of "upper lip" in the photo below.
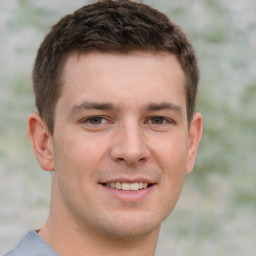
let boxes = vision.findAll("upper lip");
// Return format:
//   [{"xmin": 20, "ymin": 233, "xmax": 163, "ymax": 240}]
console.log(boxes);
[{"xmin": 99, "ymin": 177, "xmax": 157, "ymax": 184}]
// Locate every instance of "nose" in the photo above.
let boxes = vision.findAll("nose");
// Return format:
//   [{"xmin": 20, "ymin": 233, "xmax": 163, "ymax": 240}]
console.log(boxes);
[{"xmin": 110, "ymin": 123, "xmax": 150, "ymax": 166}]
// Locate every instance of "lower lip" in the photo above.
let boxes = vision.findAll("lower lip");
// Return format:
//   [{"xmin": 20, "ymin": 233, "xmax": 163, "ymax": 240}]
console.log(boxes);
[{"xmin": 100, "ymin": 184, "xmax": 155, "ymax": 202}]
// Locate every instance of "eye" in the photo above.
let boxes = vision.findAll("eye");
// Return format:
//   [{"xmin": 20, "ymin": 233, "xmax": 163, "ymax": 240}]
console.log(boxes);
[
  {"xmin": 149, "ymin": 117, "xmax": 167, "ymax": 124},
  {"xmin": 84, "ymin": 116, "xmax": 107, "ymax": 125}
]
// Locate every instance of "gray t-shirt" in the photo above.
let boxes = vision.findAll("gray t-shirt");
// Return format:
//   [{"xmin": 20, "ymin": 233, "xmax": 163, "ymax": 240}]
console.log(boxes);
[{"xmin": 3, "ymin": 230, "xmax": 59, "ymax": 256}]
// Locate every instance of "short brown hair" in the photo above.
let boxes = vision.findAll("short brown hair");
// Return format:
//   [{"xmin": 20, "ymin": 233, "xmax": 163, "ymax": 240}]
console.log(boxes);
[{"xmin": 33, "ymin": 0, "xmax": 199, "ymax": 134}]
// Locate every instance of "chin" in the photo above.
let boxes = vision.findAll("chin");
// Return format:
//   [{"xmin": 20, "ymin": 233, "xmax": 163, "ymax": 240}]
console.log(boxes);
[{"xmin": 96, "ymin": 211, "xmax": 162, "ymax": 239}]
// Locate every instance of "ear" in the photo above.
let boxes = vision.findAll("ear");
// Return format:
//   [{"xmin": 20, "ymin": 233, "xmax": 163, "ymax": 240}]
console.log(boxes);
[
  {"xmin": 27, "ymin": 113, "xmax": 54, "ymax": 171},
  {"xmin": 186, "ymin": 112, "xmax": 203, "ymax": 174}
]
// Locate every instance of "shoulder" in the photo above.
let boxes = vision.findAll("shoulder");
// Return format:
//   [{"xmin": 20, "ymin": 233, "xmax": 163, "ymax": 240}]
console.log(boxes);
[
  {"xmin": 3, "ymin": 231, "xmax": 59, "ymax": 256},
  {"xmin": 3, "ymin": 250, "xmax": 16, "ymax": 256}
]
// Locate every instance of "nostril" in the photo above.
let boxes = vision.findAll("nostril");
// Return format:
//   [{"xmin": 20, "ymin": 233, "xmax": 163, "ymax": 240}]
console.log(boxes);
[{"xmin": 138, "ymin": 157, "xmax": 146, "ymax": 162}]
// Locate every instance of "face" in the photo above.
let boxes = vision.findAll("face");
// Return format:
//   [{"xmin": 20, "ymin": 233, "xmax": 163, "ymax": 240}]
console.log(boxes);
[{"xmin": 40, "ymin": 52, "xmax": 202, "ymax": 239}]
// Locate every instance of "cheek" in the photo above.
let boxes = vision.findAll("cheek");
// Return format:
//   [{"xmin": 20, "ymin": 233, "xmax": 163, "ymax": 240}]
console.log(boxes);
[
  {"xmin": 54, "ymin": 132, "xmax": 104, "ymax": 164},
  {"xmin": 153, "ymin": 133, "xmax": 189, "ymax": 173},
  {"xmin": 52, "ymin": 133, "xmax": 109, "ymax": 190},
  {"xmin": 153, "ymin": 135, "xmax": 188, "ymax": 203},
  {"xmin": 52, "ymin": 138, "xmax": 98, "ymax": 210}
]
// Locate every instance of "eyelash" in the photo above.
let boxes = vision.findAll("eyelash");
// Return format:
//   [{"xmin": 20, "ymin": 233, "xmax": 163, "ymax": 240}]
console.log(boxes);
[
  {"xmin": 82, "ymin": 116, "xmax": 109, "ymax": 125},
  {"xmin": 146, "ymin": 116, "xmax": 172, "ymax": 125},
  {"xmin": 82, "ymin": 116, "xmax": 173, "ymax": 125}
]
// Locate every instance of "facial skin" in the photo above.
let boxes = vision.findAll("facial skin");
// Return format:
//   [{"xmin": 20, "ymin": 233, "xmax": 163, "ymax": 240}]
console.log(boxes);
[{"xmin": 28, "ymin": 52, "xmax": 202, "ymax": 256}]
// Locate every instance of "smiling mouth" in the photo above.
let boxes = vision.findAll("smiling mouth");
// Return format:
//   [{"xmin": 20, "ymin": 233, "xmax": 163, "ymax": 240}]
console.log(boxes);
[{"xmin": 101, "ymin": 182, "xmax": 152, "ymax": 191}]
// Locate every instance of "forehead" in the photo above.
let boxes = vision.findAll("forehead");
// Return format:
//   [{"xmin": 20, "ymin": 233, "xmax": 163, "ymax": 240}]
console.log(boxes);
[{"xmin": 59, "ymin": 51, "xmax": 186, "ymax": 113}]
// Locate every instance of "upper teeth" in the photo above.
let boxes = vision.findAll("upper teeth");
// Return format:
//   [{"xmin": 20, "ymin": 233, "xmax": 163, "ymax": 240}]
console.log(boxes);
[{"xmin": 106, "ymin": 182, "xmax": 148, "ymax": 191}]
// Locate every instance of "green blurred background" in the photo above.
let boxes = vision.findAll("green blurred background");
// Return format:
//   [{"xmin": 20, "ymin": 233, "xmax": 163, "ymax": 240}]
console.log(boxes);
[{"xmin": 0, "ymin": 0, "xmax": 255, "ymax": 255}]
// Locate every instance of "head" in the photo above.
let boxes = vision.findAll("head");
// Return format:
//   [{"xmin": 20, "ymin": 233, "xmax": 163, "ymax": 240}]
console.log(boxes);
[
  {"xmin": 28, "ymin": 1, "xmax": 203, "ymax": 251},
  {"xmin": 33, "ymin": 0, "xmax": 199, "ymax": 134}
]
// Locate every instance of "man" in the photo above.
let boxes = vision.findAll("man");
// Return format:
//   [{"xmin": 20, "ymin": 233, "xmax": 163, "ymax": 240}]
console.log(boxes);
[{"xmin": 5, "ymin": 0, "xmax": 202, "ymax": 255}]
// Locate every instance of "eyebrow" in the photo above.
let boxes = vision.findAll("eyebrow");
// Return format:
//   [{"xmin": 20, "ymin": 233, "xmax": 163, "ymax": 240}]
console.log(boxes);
[
  {"xmin": 70, "ymin": 101, "xmax": 118, "ymax": 115},
  {"xmin": 144, "ymin": 102, "xmax": 182, "ymax": 113},
  {"xmin": 70, "ymin": 101, "xmax": 182, "ymax": 116}
]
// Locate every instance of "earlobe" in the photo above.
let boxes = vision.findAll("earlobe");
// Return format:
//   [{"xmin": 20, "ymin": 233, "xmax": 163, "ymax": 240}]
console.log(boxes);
[
  {"xmin": 186, "ymin": 112, "xmax": 203, "ymax": 174},
  {"xmin": 27, "ymin": 113, "xmax": 55, "ymax": 171}
]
